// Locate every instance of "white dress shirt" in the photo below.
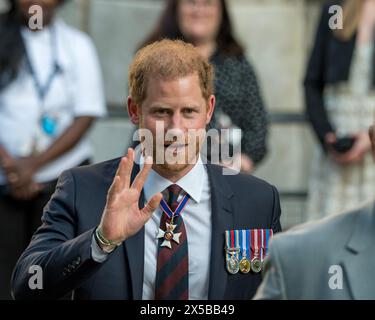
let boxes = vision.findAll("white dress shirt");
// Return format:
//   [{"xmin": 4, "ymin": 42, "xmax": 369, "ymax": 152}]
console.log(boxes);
[
  {"xmin": 0, "ymin": 18, "xmax": 106, "ymax": 184},
  {"xmin": 91, "ymin": 155, "xmax": 212, "ymax": 300},
  {"xmin": 142, "ymin": 156, "xmax": 212, "ymax": 300}
]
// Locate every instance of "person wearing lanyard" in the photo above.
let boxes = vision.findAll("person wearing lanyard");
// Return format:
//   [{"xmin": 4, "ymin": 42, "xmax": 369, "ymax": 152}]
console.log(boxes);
[{"xmin": 0, "ymin": 0, "xmax": 106, "ymax": 299}]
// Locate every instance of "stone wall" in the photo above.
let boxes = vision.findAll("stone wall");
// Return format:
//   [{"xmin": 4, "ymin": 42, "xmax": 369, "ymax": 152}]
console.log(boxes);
[{"xmin": 57, "ymin": 0, "xmax": 327, "ymax": 227}]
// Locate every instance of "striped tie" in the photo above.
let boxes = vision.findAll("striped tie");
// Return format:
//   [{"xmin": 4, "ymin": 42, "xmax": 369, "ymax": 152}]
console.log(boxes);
[{"xmin": 155, "ymin": 184, "xmax": 189, "ymax": 300}]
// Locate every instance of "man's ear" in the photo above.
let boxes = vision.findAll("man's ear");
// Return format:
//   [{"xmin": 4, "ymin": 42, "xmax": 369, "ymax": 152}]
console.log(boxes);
[
  {"xmin": 206, "ymin": 95, "xmax": 216, "ymax": 125},
  {"xmin": 127, "ymin": 96, "xmax": 140, "ymax": 124}
]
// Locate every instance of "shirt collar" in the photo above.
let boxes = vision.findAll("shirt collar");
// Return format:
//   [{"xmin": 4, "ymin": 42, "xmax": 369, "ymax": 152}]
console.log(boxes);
[{"xmin": 141, "ymin": 154, "xmax": 205, "ymax": 204}]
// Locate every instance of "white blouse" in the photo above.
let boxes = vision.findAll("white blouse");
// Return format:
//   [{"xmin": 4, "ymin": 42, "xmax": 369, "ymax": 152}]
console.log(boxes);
[{"xmin": 0, "ymin": 18, "xmax": 106, "ymax": 184}]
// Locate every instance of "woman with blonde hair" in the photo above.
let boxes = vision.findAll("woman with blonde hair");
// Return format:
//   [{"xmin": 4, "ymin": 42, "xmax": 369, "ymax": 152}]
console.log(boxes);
[{"xmin": 305, "ymin": 0, "xmax": 375, "ymax": 220}]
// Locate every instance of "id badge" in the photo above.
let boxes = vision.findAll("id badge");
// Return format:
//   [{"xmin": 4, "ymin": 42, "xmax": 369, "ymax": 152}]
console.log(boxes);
[{"xmin": 40, "ymin": 113, "xmax": 58, "ymax": 136}]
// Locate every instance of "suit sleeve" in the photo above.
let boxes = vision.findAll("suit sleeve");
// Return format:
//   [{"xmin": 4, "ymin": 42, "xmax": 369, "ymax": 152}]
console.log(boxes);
[
  {"xmin": 271, "ymin": 186, "xmax": 282, "ymax": 233},
  {"xmin": 253, "ymin": 239, "xmax": 287, "ymax": 300},
  {"xmin": 11, "ymin": 170, "xmax": 105, "ymax": 300},
  {"xmin": 304, "ymin": 4, "xmax": 334, "ymax": 149}
]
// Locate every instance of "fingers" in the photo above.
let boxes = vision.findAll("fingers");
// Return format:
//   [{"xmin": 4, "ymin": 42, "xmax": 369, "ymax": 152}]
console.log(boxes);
[
  {"xmin": 115, "ymin": 148, "xmax": 135, "ymax": 190},
  {"xmin": 33, "ymin": 183, "xmax": 43, "ymax": 193},
  {"xmin": 347, "ymin": 135, "xmax": 369, "ymax": 161},
  {"xmin": 8, "ymin": 174, "xmax": 29, "ymax": 190},
  {"xmin": 132, "ymin": 156, "xmax": 153, "ymax": 192},
  {"xmin": 333, "ymin": 147, "xmax": 364, "ymax": 164},
  {"xmin": 325, "ymin": 136, "xmax": 337, "ymax": 155},
  {"xmin": 325, "ymin": 132, "xmax": 336, "ymax": 145},
  {"xmin": 11, "ymin": 184, "xmax": 37, "ymax": 200},
  {"xmin": 123, "ymin": 148, "xmax": 134, "ymax": 188},
  {"xmin": 1, "ymin": 156, "xmax": 14, "ymax": 171},
  {"xmin": 7, "ymin": 172, "xmax": 18, "ymax": 184},
  {"xmin": 107, "ymin": 175, "xmax": 121, "ymax": 203},
  {"xmin": 141, "ymin": 193, "xmax": 163, "ymax": 218},
  {"xmin": 333, "ymin": 152, "xmax": 355, "ymax": 164},
  {"xmin": 116, "ymin": 157, "xmax": 127, "ymax": 190},
  {"xmin": 110, "ymin": 148, "xmax": 151, "ymax": 197}
]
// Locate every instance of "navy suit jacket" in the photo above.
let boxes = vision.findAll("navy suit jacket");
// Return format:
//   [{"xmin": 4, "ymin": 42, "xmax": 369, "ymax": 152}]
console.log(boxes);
[{"xmin": 11, "ymin": 158, "xmax": 281, "ymax": 300}]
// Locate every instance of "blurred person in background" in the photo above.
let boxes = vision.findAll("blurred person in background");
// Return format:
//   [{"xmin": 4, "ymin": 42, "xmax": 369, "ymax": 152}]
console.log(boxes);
[
  {"xmin": 305, "ymin": 0, "xmax": 375, "ymax": 221},
  {"xmin": 0, "ymin": 0, "xmax": 106, "ymax": 299},
  {"xmin": 254, "ymin": 124, "xmax": 375, "ymax": 300},
  {"xmin": 137, "ymin": 0, "xmax": 268, "ymax": 173}
]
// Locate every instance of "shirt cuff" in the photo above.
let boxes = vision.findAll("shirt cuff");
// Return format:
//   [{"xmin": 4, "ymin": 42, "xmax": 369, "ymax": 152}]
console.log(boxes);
[{"xmin": 91, "ymin": 233, "xmax": 110, "ymax": 263}]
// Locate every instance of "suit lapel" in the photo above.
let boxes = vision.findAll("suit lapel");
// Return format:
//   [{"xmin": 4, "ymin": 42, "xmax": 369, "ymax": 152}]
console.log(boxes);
[
  {"xmin": 206, "ymin": 164, "xmax": 234, "ymax": 299},
  {"xmin": 123, "ymin": 163, "xmax": 146, "ymax": 300},
  {"xmin": 341, "ymin": 203, "xmax": 375, "ymax": 299}
]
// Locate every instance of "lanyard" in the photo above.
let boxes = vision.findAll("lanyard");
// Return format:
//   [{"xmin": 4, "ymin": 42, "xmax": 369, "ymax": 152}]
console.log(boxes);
[{"xmin": 24, "ymin": 25, "xmax": 62, "ymax": 105}]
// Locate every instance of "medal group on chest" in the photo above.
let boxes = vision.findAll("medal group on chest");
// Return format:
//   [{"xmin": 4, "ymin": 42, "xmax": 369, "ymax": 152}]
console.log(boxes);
[
  {"xmin": 225, "ymin": 229, "xmax": 273, "ymax": 275},
  {"xmin": 154, "ymin": 187, "xmax": 273, "ymax": 275}
]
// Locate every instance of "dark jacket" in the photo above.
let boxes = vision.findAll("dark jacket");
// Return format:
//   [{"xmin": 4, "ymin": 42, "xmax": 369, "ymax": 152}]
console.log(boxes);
[
  {"xmin": 11, "ymin": 158, "xmax": 281, "ymax": 300},
  {"xmin": 304, "ymin": 0, "xmax": 375, "ymax": 147}
]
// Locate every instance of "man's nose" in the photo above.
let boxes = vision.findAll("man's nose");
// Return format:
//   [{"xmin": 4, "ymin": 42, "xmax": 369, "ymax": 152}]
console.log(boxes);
[
  {"xmin": 168, "ymin": 112, "xmax": 183, "ymax": 130},
  {"xmin": 165, "ymin": 113, "xmax": 185, "ymax": 142}
]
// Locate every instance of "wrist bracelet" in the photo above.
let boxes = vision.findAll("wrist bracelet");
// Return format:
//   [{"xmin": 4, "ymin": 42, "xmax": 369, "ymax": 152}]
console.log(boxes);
[{"xmin": 95, "ymin": 226, "xmax": 122, "ymax": 247}]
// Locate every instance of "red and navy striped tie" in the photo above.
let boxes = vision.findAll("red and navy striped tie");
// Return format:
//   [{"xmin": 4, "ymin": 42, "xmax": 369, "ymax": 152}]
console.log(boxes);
[{"xmin": 155, "ymin": 184, "xmax": 189, "ymax": 300}]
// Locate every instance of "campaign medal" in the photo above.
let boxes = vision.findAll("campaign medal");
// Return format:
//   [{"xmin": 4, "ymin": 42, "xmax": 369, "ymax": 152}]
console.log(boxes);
[
  {"xmin": 251, "ymin": 257, "xmax": 262, "ymax": 273},
  {"xmin": 157, "ymin": 193, "xmax": 190, "ymax": 249},
  {"xmin": 239, "ymin": 230, "xmax": 251, "ymax": 274},
  {"xmin": 250, "ymin": 229, "xmax": 262, "ymax": 273},
  {"xmin": 225, "ymin": 230, "xmax": 240, "ymax": 274},
  {"xmin": 227, "ymin": 248, "xmax": 240, "ymax": 275},
  {"xmin": 239, "ymin": 252, "xmax": 251, "ymax": 274},
  {"xmin": 261, "ymin": 229, "xmax": 274, "ymax": 269}
]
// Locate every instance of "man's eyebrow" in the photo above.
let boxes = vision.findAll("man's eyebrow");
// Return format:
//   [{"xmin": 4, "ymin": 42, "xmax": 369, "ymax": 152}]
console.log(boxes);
[
  {"xmin": 149, "ymin": 104, "xmax": 171, "ymax": 109},
  {"xmin": 181, "ymin": 105, "xmax": 200, "ymax": 109},
  {"xmin": 149, "ymin": 104, "xmax": 200, "ymax": 110}
]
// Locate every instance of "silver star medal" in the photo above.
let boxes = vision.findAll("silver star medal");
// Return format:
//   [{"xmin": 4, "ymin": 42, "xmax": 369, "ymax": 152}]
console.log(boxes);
[{"xmin": 156, "ymin": 222, "xmax": 181, "ymax": 249}]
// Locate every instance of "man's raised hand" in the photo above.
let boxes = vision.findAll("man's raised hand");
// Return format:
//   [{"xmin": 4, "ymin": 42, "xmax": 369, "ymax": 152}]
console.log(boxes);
[{"xmin": 98, "ymin": 148, "xmax": 162, "ymax": 247}]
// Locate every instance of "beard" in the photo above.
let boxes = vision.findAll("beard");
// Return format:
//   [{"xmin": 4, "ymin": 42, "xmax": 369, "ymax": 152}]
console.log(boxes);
[
  {"xmin": 137, "ymin": 125, "xmax": 205, "ymax": 174},
  {"xmin": 156, "ymin": 138, "xmax": 202, "ymax": 173}
]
